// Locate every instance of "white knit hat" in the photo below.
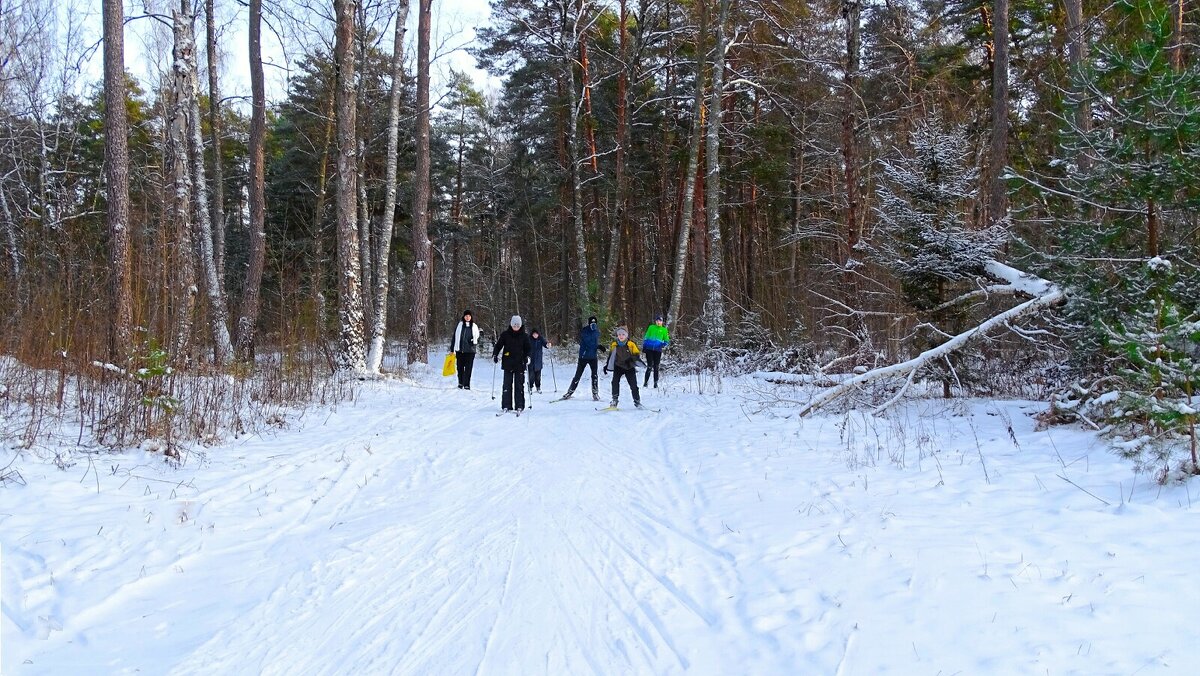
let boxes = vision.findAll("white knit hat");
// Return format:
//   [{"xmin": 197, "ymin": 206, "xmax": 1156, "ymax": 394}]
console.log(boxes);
[{"xmin": 510, "ymin": 315, "xmax": 523, "ymax": 327}]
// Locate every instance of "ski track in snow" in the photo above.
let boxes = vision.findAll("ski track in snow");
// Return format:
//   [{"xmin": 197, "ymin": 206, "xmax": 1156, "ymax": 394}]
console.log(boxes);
[{"xmin": 3, "ymin": 369, "xmax": 1200, "ymax": 675}]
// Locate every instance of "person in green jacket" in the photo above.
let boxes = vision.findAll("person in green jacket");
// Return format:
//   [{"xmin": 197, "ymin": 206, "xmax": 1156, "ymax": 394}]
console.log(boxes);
[{"xmin": 641, "ymin": 314, "xmax": 669, "ymax": 388}]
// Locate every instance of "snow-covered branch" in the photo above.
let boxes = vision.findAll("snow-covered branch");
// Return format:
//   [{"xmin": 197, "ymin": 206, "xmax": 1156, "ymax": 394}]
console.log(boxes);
[{"xmin": 798, "ymin": 262, "xmax": 1065, "ymax": 417}]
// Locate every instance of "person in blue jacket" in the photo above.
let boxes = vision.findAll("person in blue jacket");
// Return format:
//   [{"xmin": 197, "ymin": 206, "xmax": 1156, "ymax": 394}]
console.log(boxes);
[
  {"xmin": 527, "ymin": 327, "xmax": 552, "ymax": 394},
  {"xmin": 561, "ymin": 316, "xmax": 606, "ymax": 400}
]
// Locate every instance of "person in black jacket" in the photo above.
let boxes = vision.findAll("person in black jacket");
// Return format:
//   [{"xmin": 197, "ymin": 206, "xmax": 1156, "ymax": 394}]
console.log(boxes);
[
  {"xmin": 492, "ymin": 315, "xmax": 533, "ymax": 411},
  {"xmin": 449, "ymin": 309, "xmax": 481, "ymax": 389}
]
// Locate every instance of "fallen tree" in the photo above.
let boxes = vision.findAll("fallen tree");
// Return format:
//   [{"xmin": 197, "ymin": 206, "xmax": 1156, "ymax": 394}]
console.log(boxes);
[{"xmin": 799, "ymin": 261, "xmax": 1065, "ymax": 417}]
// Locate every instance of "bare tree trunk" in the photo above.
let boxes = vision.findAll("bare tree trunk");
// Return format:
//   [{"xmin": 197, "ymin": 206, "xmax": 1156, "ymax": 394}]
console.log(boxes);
[
  {"xmin": 566, "ymin": 37, "xmax": 590, "ymax": 320},
  {"xmin": 601, "ymin": 0, "xmax": 629, "ymax": 317},
  {"xmin": 335, "ymin": 0, "xmax": 366, "ymax": 370},
  {"xmin": 168, "ymin": 12, "xmax": 197, "ymax": 360},
  {"xmin": 1172, "ymin": 0, "xmax": 1186, "ymax": 70},
  {"xmin": 1064, "ymin": 0, "xmax": 1089, "ymax": 169},
  {"xmin": 235, "ymin": 0, "xmax": 267, "ymax": 360},
  {"xmin": 103, "ymin": 0, "xmax": 133, "ymax": 360},
  {"xmin": 666, "ymin": 0, "xmax": 707, "ymax": 331},
  {"xmin": 0, "ymin": 181, "xmax": 20, "ymax": 280},
  {"xmin": 204, "ymin": 0, "xmax": 226, "ymax": 284},
  {"xmin": 366, "ymin": 0, "xmax": 409, "ymax": 373},
  {"xmin": 358, "ymin": 137, "xmax": 372, "ymax": 337},
  {"xmin": 176, "ymin": 0, "xmax": 234, "ymax": 364},
  {"xmin": 987, "ymin": 0, "xmax": 1009, "ymax": 227},
  {"xmin": 406, "ymin": 0, "xmax": 432, "ymax": 365},
  {"xmin": 703, "ymin": 0, "xmax": 728, "ymax": 345},
  {"xmin": 841, "ymin": 0, "xmax": 861, "ymax": 260}
]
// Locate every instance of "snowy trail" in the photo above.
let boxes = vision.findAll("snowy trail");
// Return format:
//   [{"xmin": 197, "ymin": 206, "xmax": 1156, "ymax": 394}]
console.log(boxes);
[
  {"xmin": 4, "ymin": 369, "xmax": 1200, "ymax": 674},
  {"xmin": 176, "ymin": 388, "xmax": 774, "ymax": 675}
]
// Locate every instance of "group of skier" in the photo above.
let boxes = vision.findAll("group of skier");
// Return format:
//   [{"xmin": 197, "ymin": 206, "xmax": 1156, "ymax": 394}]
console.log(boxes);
[{"xmin": 448, "ymin": 310, "xmax": 671, "ymax": 413}]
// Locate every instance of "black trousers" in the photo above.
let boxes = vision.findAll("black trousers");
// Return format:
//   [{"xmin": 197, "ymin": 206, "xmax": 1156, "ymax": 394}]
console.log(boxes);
[
  {"xmin": 568, "ymin": 357, "xmax": 599, "ymax": 397},
  {"xmin": 455, "ymin": 351, "xmax": 475, "ymax": 388},
  {"xmin": 643, "ymin": 349, "xmax": 662, "ymax": 386},
  {"xmin": 527, "ymin": 366, "xmax": 542, "ymax": 391},
  {"xmin": 611, "ymin": 366, "xmax": 640, "ymax": 404},
  {"xmin": 502, "ymin": 369, "xmax": 526, "ymax": 410}
]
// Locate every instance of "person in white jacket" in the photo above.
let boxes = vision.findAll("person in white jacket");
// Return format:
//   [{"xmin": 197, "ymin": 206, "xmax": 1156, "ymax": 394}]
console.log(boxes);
[{"xmin": 450, "ymin": 309, "xmax": 482, "ymax": 389}]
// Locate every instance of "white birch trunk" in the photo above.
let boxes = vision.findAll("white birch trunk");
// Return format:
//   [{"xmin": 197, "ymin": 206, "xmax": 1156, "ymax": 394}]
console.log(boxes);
[
  {"xmin": 702, "ymin": 0, "xmax": 728, "ymax": 345},
  {"xmin": 0, "ymin": 182, "xmax": 20, "ymax": 279},
  {"xmin": 169, "ymin": 8, "xmax": 198, "ymax": 360},
  {"xmin": 179, "ymin": 1, "xmax": 233, "ymax": 364},
  {"xmin": 366, "ymin": 0, "xmax": 409, "ymax": 373},
  {"xmin": 566, "ymin": 44, "xmax": 590, "ymax": 319}
]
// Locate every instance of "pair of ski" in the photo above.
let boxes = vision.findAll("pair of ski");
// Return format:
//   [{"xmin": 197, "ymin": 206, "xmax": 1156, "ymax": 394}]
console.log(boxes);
[
  {"xmin": 545, "ymin": 395, "xmax": 660, "ymax": 413},
  {"xmin": 495, "ymin": 409, "xmax": 526, "ymax": 417}
]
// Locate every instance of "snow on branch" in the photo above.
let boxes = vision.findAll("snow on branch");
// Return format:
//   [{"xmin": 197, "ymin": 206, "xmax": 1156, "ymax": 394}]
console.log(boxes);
[{"xmin": 798, "ymin": 262, "xmax": 1064, "ymax": 417}]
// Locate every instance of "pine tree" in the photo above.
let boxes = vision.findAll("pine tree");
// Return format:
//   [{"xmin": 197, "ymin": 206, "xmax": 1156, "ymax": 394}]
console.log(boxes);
[{"xmin": 870, "ymin": 114, "xmax": 1006, "ymax": 312}]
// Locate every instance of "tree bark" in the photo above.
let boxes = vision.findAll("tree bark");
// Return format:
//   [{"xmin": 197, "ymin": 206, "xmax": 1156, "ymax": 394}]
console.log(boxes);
[
  {"xmin": 366, "ymin": 0, "xmax": 409, "ymax": 373},
  {"xmin": 407, "ymin": 0, "xmax": 433, "ymax": 365},
  {"xmin": 0, "ymin": 181, "xmax": 21, "ymax": 281},
  {"xmin": 1172, "ymin": 0, "xmax": 1186, "ymax": 71},
  {"xmin": 1064, "ymin": 0, "xmax": 1089, "ymax": 169},
  {"xmin": 988, "ymin": 0, "xmax": 1009, "ymax": 227},
  {"xmin": 169, "ymin": 7, "xmax": 197, "ymax": 360},
  {"xmin": 703, "ymin": 0, "xmax": 728, "ymax": 345},
  {"xmin": 205, "ymin": 0, "xmax": 226, "ymax": 284},
  {"xmin": 179, "ymin": 0, "xmax": 233, "ymax": 364},
  {"xmin": 336, "ymin": 0, "xmax": 366, "ymax": 370},
  {"xmin": 601, "ymin": 0, "xmax": 629, "ymax": 317},
  {"xmin": 566, "ymin": 18, "xmax": 590, "ymax": 321},
  {"xmin": 103, "ymin": 0, "xmax": 133, "ymax": 360},
  {"xmin": 666, "ymin": 0, "xmax": 707, "ymax": 331},
  {"xmin": 235, "ymin": 0, "xmax": 267, "ymax": 360},
  {"xmin": 841, "ymin": 0, "xmax": 861, "ymax": 260}
]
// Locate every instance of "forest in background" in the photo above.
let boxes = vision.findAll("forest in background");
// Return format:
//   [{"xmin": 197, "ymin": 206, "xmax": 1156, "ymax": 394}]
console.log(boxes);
[{"xmin": 0, "ymin": 0, "xmax": 1198, "ymax": 476}]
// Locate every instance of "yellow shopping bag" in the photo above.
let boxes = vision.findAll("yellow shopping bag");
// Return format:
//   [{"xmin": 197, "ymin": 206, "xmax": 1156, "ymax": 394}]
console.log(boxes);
[{"xmin": 442, "ymin": 352, "xmax": 457, "ymax": 377}]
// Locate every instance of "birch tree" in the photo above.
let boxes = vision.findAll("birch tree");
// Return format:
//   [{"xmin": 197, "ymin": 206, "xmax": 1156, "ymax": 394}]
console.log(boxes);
[
  {"xmin": 702, "ymin": 0, "xmax": 729, "ymax": 345},
  {"xmin": 204, "ymin": 0, "xmax": 226, "ymax": 282},
  {"xmin": 168, "ymin": 6, "xmax": 198, "ymax": 359},
  {"xmin": 177, "ymin": 0, "xmax": 233, "ymax": 364},
  {"xmin": 365, "ymin": 0, "xmax": 410, "ymax": 373}
]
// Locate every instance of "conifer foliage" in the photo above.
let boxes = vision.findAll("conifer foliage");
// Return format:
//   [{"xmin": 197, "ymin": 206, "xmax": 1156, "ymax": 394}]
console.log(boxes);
[{"xmin": 869, "ymin": 114, "xmax": 1007, "ymax": 312}]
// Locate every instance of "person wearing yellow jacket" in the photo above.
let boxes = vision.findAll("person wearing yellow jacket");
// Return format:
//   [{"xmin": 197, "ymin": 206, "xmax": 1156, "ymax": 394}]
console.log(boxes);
[{"xmin": 603, "ymin": 326, "xmax": 644, "ymax": 409}]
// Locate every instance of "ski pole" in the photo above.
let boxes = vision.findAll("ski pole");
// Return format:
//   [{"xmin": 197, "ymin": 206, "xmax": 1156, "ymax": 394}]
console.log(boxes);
[
  {"xmin": 550, "ymin": 347, "xmax": 558, "ymax": 392},
  {"xmin": 491, "ymin": 359, "xmax": 498, "ymax": 401}
]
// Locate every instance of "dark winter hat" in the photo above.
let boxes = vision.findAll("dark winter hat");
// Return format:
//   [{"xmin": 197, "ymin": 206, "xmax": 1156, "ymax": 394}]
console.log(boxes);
[
  {"xmin": 463, "ymin": 309, "xmax": 473, "ymax": 320},
  {"xmin": 588, "ymin": 316, "xmax": 598, "ymax": 325},
  {"xmin": 654, "ymin": 314, "xmax": 664, "ymax": 322},
  {"xmin": 531, "ymin": 327, "xmax": 540, "ymax": 336}
]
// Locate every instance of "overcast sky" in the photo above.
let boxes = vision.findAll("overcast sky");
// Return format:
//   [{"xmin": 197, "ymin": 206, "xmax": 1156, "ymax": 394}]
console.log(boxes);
[{"xmin": 77, "ymin": 0, "xmax": 500, "ymax": 107}]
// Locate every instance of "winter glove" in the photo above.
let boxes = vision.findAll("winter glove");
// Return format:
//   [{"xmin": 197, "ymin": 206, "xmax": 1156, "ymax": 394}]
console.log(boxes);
[
  {"xmin": 603, "ymin": 367, "xmax": 610, "ymax": 375},
  {"xmin": 598, "ymin": 344, "xmax": 607, "ymax": 353},
  {"xmin": 493, "ymin": 356, "xmax": 499, "ymax": 363}
]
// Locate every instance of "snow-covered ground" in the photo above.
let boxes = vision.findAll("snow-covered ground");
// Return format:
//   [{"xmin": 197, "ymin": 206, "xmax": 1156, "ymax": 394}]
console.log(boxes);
[{"xmin": 2, "ymin": 358, "xmax": 1198, "ymax": 674}]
